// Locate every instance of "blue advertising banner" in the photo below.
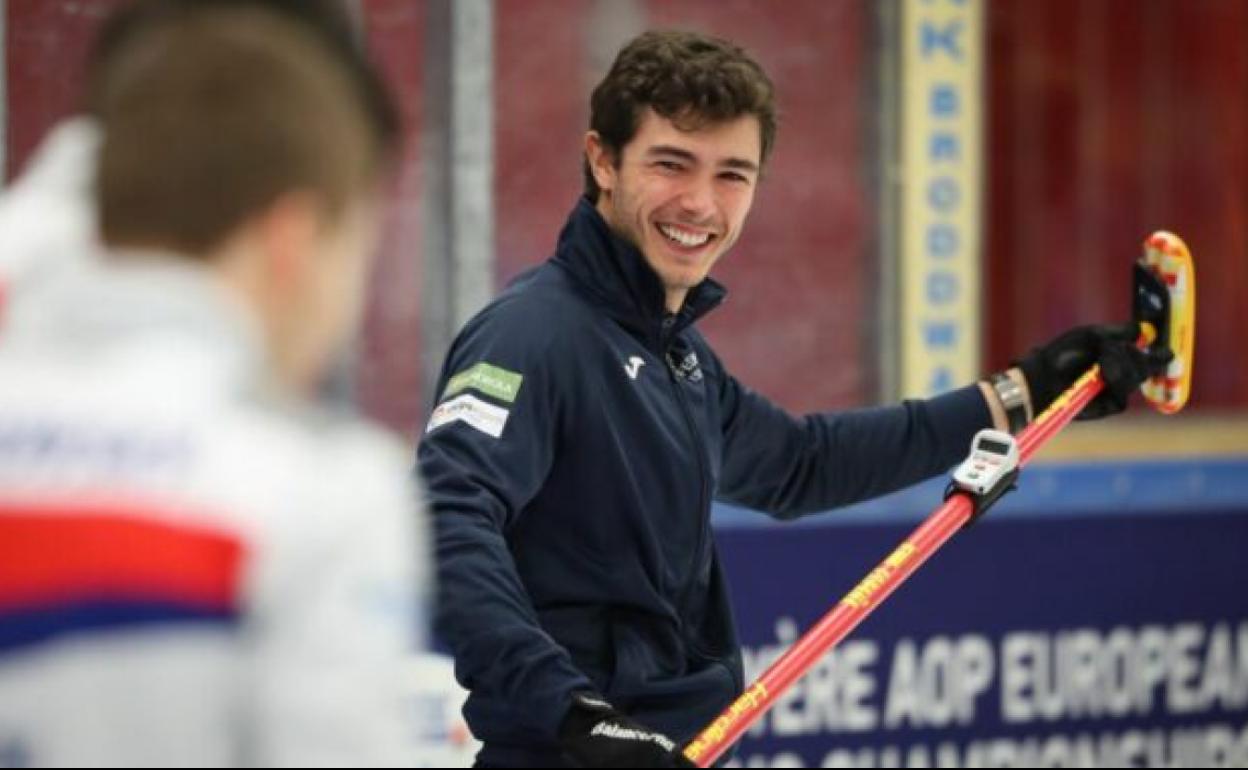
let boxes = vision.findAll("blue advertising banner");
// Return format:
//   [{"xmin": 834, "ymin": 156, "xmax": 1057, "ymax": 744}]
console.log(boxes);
[{"xmin": 714, "ymin": 459, "xmax": 1248, "ymax": 767}]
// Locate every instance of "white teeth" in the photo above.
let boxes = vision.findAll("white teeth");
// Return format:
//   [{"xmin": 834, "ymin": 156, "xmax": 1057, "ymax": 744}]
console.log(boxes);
[{"xmin": 659, "ymin": 224, "xmax": 710, "ymax": 248}]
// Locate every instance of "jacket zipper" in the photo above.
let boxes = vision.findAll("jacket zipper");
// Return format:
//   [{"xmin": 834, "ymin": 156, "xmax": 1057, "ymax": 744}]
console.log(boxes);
[{"xmin": 662, "ymin": 322, "xmax": 713, "ymax": 651}]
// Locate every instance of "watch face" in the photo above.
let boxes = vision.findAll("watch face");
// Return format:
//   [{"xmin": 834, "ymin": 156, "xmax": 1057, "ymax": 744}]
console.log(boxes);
[{"xmin": 994, "ymin": 378, "xmax": 1023, "ymax": 408}]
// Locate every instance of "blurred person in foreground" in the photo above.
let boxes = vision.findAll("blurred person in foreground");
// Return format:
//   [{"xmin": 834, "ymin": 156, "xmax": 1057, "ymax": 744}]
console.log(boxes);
[
  {"xmin": 418, "ymin": 30, "xmax": 1169, "ymax": 767},
  {"xmin": 0, "ymin": 3, "xmax": 430, "ymax": 766},
  {"xmin": 0, "ymin": 0, "xmax": 388, "ymax": 326}
]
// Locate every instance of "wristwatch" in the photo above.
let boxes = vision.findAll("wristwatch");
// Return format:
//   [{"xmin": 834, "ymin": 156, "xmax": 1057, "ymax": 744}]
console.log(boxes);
[{"xmin": 989, "ymin": 372, "xmax": 1028, "ymax": 434}]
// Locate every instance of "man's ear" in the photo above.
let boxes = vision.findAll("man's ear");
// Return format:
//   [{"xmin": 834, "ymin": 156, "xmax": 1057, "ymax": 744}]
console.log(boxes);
[
  {"xmin": 584, "ymin": 131, "xmax": 618, "ymax": 198},
  {"xmin": 255, "ymin": 191, "xmax": 321, "ymax": 292}
]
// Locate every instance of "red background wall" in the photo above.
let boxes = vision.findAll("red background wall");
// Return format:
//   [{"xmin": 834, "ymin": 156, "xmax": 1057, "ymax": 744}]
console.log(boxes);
[
  {"xmin": 6, "ymin": 0, "xmax": 1245, "ymax": 431},
  {"xmin": 985, "ymin": 0, "xmax": 1248, "ymax": 410}
]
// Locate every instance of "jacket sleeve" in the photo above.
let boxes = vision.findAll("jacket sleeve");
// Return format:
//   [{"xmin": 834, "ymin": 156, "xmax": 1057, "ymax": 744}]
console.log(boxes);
[
  {"xmin": 714, "ymin": 363, "xmax": 993, "ymax": 519},
  {"xmin": 417, "ymin": 303, "xmax": 595, "ymax": 740}
]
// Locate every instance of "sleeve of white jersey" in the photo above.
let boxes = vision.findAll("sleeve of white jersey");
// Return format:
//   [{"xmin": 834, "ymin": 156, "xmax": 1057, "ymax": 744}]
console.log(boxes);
[{"xmin": 249, "ymin": 428, "xmax": 431, "ymax": 768}]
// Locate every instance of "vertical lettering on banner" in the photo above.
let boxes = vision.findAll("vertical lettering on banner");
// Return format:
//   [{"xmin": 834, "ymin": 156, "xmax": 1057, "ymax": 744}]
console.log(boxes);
[{"xmin": 900, "ymin": 0, "xmax": 982, "ymax": 397}]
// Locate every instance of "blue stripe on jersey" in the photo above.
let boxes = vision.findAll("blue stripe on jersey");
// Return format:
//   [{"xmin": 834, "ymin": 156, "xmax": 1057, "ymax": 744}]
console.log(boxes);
[{"xmin": 0, "ymin": 598, "xmax": 239, "ymax": 656}]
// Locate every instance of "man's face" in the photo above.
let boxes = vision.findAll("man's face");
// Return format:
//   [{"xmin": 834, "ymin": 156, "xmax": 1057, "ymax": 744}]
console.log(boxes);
[{"xmin": 587, "ymin": 108, "xmax": 762, "ymax": 311}]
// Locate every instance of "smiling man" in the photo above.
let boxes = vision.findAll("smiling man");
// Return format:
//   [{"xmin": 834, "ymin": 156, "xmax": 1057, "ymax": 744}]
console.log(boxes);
[
  {"xmin": 419, "ymin": 30, "xmax": 1165, "ymax": 768},
  {"xmin": 585, "ymin": 108, "xmax": 761, "ymax": 312}
]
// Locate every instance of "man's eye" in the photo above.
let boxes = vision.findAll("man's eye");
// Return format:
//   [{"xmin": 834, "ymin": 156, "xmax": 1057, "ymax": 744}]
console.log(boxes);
[
  {"xmin": 656, "ymin": 161, "xmax": 684, "ymax": 172},
  {"xmin": 720, "ymin": 172, "xmax": 749, "ymax": 184}
]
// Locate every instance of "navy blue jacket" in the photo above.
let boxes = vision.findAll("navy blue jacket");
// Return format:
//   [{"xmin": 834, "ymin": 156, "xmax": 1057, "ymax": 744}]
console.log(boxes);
[{"xmin": 418, "ymin": 199, "xmax": 992, "ymax": 766}]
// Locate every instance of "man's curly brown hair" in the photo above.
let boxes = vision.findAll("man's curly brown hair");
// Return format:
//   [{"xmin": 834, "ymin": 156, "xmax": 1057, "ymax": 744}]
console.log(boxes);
[{"xmin": 584, "ymin": 29, "xmax": 777, "ymax": 201}]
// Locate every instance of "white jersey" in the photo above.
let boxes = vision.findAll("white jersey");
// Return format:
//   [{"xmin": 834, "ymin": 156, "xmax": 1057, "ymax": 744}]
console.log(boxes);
[
  {"xmin": 0, "ymin": 118, "xmax": 101, "ymax": 317},
  {"xmin": 0, "ymin": 260, "xmax": 430, "ymax": 767}
]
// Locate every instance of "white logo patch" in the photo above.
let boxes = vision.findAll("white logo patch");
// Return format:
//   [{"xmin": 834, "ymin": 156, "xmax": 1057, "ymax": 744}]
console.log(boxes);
[
  {"xmin": 624, "ymin": 356, "xmax": 646, "ymax": 380},
  {"xmin": 426, "ymin": 393, "xmax": 510, "ymax": 438}
]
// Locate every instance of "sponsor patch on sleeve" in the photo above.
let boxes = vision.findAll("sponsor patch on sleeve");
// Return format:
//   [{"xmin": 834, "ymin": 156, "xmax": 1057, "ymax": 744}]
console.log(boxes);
[
  {"xmin": 425, "ymin": 393, "xmax": 510, "ymax": 438},
  {"xmin": 442, "ymin": 362, "xmax": 523, "ymax": 404}
]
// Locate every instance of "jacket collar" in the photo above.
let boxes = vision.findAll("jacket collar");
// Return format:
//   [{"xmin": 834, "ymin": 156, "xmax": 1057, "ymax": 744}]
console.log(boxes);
[{"xmin": 551, "ymin": 197, "xmax": 726, "ymax": 347}]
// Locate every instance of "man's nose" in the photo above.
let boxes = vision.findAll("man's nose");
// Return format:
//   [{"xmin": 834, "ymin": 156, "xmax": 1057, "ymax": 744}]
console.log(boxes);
[{"xmin": 676, "ymin": 176, "xmax": 716, "ymax": 221}]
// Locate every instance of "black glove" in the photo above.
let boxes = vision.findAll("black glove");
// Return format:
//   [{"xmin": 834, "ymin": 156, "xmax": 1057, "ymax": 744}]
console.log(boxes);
[
  {"xmin": 1014, "ymin": 322, "xmax": 1172, "ymax": 421},
  {"xmin": 558, "ymin": 693, "xmax": 695, "ymax": 768}
]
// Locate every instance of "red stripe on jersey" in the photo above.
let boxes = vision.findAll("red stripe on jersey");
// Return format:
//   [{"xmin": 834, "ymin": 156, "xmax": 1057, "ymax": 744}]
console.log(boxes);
[{"xmin": 0, "ymin": 504, "xmax": 245, "ymax": 613}]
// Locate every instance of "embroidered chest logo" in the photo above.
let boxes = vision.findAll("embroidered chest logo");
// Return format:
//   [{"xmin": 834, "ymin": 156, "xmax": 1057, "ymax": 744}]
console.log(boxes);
[
  {"xmin": 666, "ymin": 349, "xmax": 703, "ymax": 383},
  {"xmin": 624, "ymin": 356, "xmax": 646, "ymax": 380}
]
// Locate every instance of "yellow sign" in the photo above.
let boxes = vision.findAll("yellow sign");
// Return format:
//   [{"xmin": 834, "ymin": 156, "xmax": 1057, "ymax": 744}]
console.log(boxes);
[{"xmin": 900, "ymin": 0, "xmax": 983, "ymax": 397}]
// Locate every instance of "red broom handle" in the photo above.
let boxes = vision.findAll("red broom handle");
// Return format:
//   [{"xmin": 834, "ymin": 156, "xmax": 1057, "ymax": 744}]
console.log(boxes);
[{"xmin": 684, "ymin": 366, "xmax": 1105, "ymax": 767}]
